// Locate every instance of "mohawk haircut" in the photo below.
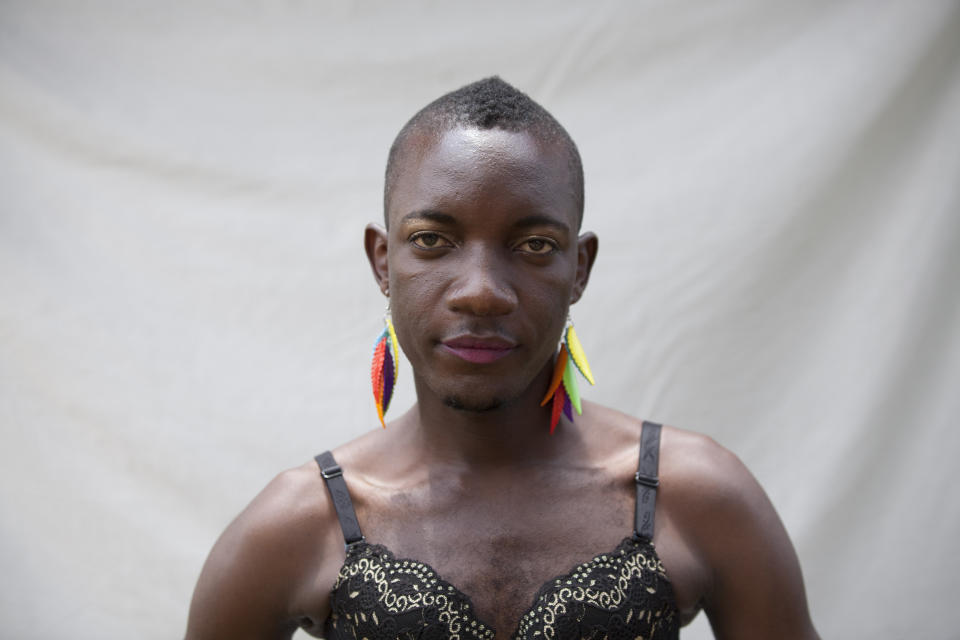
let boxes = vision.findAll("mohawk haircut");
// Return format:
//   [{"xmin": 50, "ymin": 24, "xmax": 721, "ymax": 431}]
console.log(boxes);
[{"xmin": 384, "ymin": 77, "xmax": 584, "ymax": 226}]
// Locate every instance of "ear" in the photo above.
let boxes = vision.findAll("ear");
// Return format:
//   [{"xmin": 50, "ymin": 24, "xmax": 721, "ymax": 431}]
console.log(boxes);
[
  {"xmin": 570, "ymin": 231, "xmax": 598, "ymax": 304},
  {"xmin": 364, "ymin": 223, "xmax": 390, "ymax": 296}
]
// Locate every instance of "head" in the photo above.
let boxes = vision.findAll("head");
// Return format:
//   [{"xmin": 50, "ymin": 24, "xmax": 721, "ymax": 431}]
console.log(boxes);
[
  {"xmin": 366, "ymin": 78, "xmax": 597, "ymax": 414},
  {"xmin": 384, "ymin": 77, "xmax": 585, "ymax": 228}
]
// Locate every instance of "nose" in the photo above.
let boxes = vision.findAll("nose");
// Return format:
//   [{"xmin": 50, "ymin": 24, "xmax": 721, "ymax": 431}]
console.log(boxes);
[{"xmin": 446, "ymin": 245, "xmax": 518, "ymax": 317}]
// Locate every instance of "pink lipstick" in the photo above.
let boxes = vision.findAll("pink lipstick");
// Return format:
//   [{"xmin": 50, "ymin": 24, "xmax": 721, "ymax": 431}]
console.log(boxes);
[{"xmin": 440, "ymin": 336, "xmax": 517, "ymax": 364}]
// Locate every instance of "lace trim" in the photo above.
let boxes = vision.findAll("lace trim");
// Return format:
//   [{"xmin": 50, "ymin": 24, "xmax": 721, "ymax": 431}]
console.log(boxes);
[
  {"xmin": 325, "ymin": 537, "xmax": 679, "ymax": 640},
  {"xmin": 326, "ymin": 542, "xmax": 495, "ymax": 640},
  {"xmin": 513, "ymin": 536, "xmax": 679, "ymax": 639}
]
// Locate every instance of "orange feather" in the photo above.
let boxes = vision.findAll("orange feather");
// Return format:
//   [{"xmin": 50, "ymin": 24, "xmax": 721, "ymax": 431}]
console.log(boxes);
[
  {"xmin": 371, "ymin": 336, "xmax": 387, "ymax": 427},
  {"xmin": 540, "ymin": 345, "xmax": 568, "ymax": 406}
]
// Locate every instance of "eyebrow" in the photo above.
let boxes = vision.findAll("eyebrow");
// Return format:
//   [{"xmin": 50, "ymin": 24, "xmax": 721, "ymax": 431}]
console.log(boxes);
[
  {"xmin": 400, "ymin": 210, "xmax": 570, "ymax": 234},
  {"xmin": 400, "ymin": 210, "xmax": 456, "ymax": 225},
  {"xmin": 513, "ymin": 214, "xmax": 570, "ymax": 234}
]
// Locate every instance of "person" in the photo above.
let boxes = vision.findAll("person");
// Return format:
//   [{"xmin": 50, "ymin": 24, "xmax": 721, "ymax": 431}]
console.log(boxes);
[{"xmin": 185, "ymin": 77, "xmax": 819, "ymax": 639}]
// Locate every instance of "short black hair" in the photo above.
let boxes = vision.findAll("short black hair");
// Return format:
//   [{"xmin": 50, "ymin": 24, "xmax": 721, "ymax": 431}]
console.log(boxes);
[{"xmin": 384, "ymin": 77, "xmax": 584, "ymax": 226}]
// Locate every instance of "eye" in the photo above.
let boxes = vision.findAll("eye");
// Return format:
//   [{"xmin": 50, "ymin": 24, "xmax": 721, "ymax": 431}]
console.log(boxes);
[
  {"xmin": 410, "ymin": 231, "xmax": 453, "ymax": 250},
  {"xmin": 516, "ymin": 237, "xmax": 558, "ymax": 255}
]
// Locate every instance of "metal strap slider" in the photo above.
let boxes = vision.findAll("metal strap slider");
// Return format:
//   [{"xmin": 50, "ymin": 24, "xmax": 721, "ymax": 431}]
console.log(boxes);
[
  {"xmin": 321, "ymin": 464, "xmax": 343, "ymax": 479},
  {"xmin": 635, "ymin": 471, "xmax": 660, "ymax": 488}
]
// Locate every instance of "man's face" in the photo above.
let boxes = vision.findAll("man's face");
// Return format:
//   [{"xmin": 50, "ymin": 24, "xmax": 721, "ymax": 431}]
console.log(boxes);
[{"xmin": 373, "ymin": 126, "xmax": 593, "ymax": 412}]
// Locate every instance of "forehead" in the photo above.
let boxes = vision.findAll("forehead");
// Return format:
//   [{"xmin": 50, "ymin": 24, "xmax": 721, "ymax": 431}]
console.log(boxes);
[{"xmin": 387, "ymin": 127, "xmax": 579, "ymax": 228}]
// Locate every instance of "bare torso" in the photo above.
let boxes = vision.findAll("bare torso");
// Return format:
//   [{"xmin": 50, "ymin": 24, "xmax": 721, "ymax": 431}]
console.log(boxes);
[{"xmin": 186, "ymin": 402, "xmax": 816, "ymax": 639}]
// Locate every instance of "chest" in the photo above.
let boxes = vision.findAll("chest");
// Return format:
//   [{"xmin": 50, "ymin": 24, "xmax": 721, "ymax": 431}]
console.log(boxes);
[
  {"xmin": 351, "ymin": 468, "xmax": 645, "ymax": 632},
  {"xmin": 326, "ymin": 538, "xmax": 679, "ymax": 640}
]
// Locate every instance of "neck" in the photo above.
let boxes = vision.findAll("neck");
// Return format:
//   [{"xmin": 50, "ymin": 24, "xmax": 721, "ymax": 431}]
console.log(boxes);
[{"xmin": 403, "ymin": 366, "xmax": 576, "ymax": 469}]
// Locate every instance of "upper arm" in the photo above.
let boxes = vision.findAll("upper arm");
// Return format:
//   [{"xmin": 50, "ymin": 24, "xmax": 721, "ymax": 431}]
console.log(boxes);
[
  {"xmin": 672, "ymin": 434, "xmax": 819, "ymax": 640},
  {"xmin": 185, "ymin": 465, "xmax": 340, "ymax": 640}
]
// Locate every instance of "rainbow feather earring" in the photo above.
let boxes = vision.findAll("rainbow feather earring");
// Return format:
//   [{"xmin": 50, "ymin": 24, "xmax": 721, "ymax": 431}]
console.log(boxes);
[
  {"xmin": 540, "ymin": 318, "xmax": 595, "ymax": 434},
  {"xmin": 371, "ymin": 310, "xmax": 400, "ymax": 428}
]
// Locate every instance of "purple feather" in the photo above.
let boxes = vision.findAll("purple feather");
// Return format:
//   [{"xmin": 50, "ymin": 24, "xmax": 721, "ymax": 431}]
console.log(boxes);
[
  {"xmin": 562, "ymin": 393, "xmax": 573, "ymax": 421},
  {"xmin": 381, "ymin": 344, "xmax": 395, "ymax": 412}
]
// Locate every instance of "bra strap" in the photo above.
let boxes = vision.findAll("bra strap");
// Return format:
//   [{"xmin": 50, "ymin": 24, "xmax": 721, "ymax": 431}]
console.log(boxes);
[
  {"xmin": 315, "ymin": 451, "xmax": 365, "ymax": 546},
  {"xmin": 633, "ymin": 421, "xmax": 662, "ymax": 542}
]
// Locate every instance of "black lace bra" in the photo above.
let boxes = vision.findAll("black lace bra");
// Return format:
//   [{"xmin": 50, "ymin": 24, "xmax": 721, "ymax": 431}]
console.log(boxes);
[{"xmin": 316, "ymin": 421, "xmax": 680, "ymax": 639}]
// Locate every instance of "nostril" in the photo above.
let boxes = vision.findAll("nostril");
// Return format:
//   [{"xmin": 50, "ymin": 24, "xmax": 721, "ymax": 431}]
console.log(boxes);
[{"xmin": 447, "ymin": 275, "xmax": 517, "ymax": 317}]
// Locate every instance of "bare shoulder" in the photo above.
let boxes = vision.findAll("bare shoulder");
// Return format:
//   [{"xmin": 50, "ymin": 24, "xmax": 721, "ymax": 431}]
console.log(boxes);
[
  {"xmin": 657, "ymin": 424, "xmax": 788, "ymax": 559},
  {"xmin": 236, "ymin": 459, "xmax": 343, "ymax": 554},
  {"xmin": 580, "ymin": 410, "xmax": 771, "ymax": 526},
  {"xmin": 657, "ymin": 425, "xmax": 819, "ymax": 640},
  {"xmin": 185, "ymin": 460, "xmax": 344, "ymax": 640},
  {"xmin": 658, "ymin": 426, "xmax": 766, "ymax": 512},
  {"xmin": 579, "ymin": 406, "xmax": 762, "ymax": 507},
  {"xmin": 579, "ymin": 405, "xmax": 747, "ymax": 486}
]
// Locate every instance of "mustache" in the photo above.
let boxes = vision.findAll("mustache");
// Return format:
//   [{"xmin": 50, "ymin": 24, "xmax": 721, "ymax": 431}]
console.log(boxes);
[{"xmin": 442, "ymin": 321, "xmax": 514, "ymax": 338}]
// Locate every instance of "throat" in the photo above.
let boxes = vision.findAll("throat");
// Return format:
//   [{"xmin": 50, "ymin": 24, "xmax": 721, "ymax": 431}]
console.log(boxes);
[
  {"xmin": 442, "ymin": 394, "xmax": 506, "ymax": 413},
  {"xmin": 409, "ymin": 363, "xmax": 566, "ymax": 463},
  {"xmin": 409, "ymin": 398, "xmax": 583, "ymax": 470}
]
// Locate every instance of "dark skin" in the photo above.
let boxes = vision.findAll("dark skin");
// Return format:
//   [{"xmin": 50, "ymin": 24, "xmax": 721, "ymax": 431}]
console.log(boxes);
[{"xmin": 186, "ymin": 126, "xmax": 819, "ymax": 639}]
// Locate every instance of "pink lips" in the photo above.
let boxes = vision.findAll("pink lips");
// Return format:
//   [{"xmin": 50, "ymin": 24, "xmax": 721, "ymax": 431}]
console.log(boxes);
[{"xmin": 441, "ymin": 336, "xmax": 517, "ymax": 364}]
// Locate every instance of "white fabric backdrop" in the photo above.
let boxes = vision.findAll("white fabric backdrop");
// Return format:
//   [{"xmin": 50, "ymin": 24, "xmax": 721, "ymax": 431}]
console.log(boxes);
[{"xmin": 2, "ymin": 1, "xmax": 958, "ymax": 638}]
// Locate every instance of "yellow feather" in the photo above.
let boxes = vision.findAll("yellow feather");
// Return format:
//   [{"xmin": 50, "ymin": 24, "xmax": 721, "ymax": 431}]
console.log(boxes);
[
  {"xmin": 562, "ymin": 357, "xmax": 582, "ymax": 415},
  {"xmin": 386, "ymin": 316, "xmax": 400, "ymax": 384},
  {"xmin": 566, "ymin": 324, "xmax": 595, "ymax": 385}
]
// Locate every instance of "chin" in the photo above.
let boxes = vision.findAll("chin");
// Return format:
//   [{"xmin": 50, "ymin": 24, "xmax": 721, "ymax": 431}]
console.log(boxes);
[{"xmin": 442, "ymin": 395, "xmax": 507, "ymax": 413}]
